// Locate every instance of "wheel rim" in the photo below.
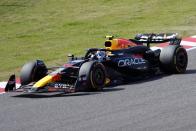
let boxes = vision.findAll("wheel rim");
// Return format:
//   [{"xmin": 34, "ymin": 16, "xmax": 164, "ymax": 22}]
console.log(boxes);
[
  {"xmin": 92, "ymin": 68, "xmax": 105, "ymax": 86},
  {"xmin": 176, "ymin": 50, "xmax": 187, "ymax": 69}
]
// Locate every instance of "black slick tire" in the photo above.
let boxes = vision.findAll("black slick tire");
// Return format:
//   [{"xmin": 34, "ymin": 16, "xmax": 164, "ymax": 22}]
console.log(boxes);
[
  {"xmin": 159, "ymin": 45, "xmax": 188, "ymax": 73},
  {"xmin": 78, "ymin": 61, "xmax": 106, "ymax": 91},
  {"xmin": 20, "ymin": 60, "xmax": 47, "ymax": 85}
]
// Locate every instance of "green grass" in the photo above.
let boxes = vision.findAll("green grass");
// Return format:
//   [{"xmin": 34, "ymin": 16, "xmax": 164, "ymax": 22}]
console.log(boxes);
[{"xmin": 0, "ymin": 0, "xmax": 196, "ymax": 80}]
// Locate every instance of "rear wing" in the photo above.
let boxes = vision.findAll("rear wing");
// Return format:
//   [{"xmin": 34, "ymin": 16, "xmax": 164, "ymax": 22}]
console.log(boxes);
[{"xmin": 131, "ymin": 33, "xmax": 181, "ymax": 47}]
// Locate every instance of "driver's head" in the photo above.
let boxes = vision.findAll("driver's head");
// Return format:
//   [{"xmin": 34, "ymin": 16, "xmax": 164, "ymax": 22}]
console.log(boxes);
[{"xmin": 95, "ymin": 51, "xmax": 106, "ymax": 61}]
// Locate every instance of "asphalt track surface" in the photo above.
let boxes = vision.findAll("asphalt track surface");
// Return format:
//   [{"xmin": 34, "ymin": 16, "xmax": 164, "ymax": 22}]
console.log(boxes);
[{"xmin": 0, "ymin": 50, "xmax": 196, "ymax": 131}]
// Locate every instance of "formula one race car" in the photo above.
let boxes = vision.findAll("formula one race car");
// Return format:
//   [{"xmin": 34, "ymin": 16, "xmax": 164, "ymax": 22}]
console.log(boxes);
[{"xmin": 5, "ymin": 33, "xmax": 188, "ymax": 93}]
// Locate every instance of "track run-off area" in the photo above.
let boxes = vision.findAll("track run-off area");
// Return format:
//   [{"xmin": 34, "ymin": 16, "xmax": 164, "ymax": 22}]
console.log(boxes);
[{"xmin": 0, "ymin": 36, "xmax": 196, "ymax": 131}]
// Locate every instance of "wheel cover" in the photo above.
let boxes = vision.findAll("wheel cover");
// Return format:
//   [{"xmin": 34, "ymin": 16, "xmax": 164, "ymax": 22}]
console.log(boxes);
[
  {"xmin": 176, "ymin": 50, "xmax": 187, "ymax": 69},
  {"xmin": 92, "ymin": 68, "xmax": 105, "ymax": 86}
]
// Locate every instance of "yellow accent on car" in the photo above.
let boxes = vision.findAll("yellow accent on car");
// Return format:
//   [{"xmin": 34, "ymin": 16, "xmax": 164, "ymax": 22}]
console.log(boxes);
[
  {"xmin": 105, "ymin": 35, "xmax": 114, "ymax": 40},
  {"xmin": 105, "ymin": 78, "xmax": 110, "ymax": 85},
  {"xmin": 33, "ymin": 75, "xmax": 53, "ymax": 88},
  {"xmin": 105, "ymin": 39, "xmax": 119, "ymax": 50}
]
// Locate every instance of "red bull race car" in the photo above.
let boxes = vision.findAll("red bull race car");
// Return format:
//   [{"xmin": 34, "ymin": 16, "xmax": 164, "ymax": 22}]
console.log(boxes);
[{"xmin": 5, "ymin": 33, "xmax": 188, "ymax": 93}]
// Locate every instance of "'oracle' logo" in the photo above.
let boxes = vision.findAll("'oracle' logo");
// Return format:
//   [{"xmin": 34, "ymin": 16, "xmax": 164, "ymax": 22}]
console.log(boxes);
[{"xmin": 118, "ymin": 58, "xmax": 145, "ymax": 67}]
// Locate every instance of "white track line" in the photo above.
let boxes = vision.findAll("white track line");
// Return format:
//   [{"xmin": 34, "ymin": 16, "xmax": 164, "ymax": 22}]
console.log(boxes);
[
  {"xmin": 181, "ymin": 41, "xmax": 196, "ymax": 46},
  {"xmin": 186, "ymin": 46, "xmax": 196, "ymax": 51},
  {"xmin": 0, "ymin": 82, "xmax": 7, "ymax": 88}
]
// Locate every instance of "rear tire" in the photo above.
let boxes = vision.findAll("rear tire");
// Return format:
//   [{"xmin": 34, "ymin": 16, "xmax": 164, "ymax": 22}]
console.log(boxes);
[
  {"xmin": 160, "ymin": 45, "xmax": 188, "ymax": 73},
  {"xmin": 78, "ymin": 61, "xmax": 106, "ymax": 91},
  {"xmin": 20, "ymin": 60, "xmax": 47, "ymax": 85}
]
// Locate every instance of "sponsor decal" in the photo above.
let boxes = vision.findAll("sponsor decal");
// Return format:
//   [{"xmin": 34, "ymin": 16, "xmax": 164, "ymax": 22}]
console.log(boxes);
[
  {"xmin": 54, "ymin": 83, "xmax": 68, "ymax": 88},
  {"xmin": 118, "ymin": 58, "xmax": 146, "ymax": 67},
  {"xmin": 47, "ymin": 85, "xmax": 75, "ymax": 93}
]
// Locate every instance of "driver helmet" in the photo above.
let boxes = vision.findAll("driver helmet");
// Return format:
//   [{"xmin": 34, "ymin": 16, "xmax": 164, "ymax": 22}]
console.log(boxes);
[{"xmin": 95, "ymin": 51, "xmax": 106, "ymax": 61}]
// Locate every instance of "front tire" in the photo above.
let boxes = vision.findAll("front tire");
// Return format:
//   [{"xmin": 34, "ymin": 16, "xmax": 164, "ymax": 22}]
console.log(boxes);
[
  {"xmin": 78, "ymin": 61, "xmax": 106, "ymax": 91},
  {"xmin": 159, "ymin": 45, "xmax": 188, "ymax": 73},
  {"xmin": 20, "ymin": 60, "xmax": 48, "ymax": 85}
]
